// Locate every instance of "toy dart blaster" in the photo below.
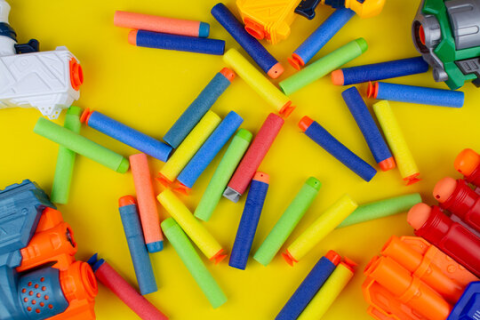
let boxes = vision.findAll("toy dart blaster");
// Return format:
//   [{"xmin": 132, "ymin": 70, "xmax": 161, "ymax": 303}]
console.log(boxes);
[
  {"xmin": 0, "ymin": 0, "xmax": 83, "ymax": 119},
  {"xmin": 412, "ymin": 0, "xmax": 480, "ymax": 90},
  {"xmin": 0, "ymin": 180, "xmax": 97, "ymax": 320}
]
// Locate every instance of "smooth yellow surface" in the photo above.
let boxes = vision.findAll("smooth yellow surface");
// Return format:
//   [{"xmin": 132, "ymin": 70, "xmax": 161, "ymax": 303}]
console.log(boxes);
[{"xmin": 2, "ymin": 0, "xmax": 480, "ymax": 319}]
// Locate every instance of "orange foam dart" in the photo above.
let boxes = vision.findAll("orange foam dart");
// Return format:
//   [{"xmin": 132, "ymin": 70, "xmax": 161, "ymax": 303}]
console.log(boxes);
[
  {"xmin": 455, "ymin": 148, "xmax": 480, "ymax": 188},
  {"xmin": 172, "ymin": 181, "xmax": 191, "ymax": 196}
]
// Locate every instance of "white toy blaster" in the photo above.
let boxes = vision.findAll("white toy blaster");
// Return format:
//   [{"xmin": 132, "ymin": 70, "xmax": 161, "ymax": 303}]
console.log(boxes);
[{"xmin": 0, "ymin": 0, "xmax": 83, "ymax": 119}]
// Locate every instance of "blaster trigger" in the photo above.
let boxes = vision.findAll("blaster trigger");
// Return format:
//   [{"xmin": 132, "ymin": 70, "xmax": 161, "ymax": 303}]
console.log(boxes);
[{"xmin": 14, "ymin": 38, "xmax": 39, "ymax": 54}]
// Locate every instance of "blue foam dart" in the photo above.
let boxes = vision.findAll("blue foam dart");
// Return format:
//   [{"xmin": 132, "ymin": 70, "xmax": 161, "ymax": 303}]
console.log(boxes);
[
  {"xmin": 176, "ymin": 111, "xmax": 243, "ymax": 190},
  {"xmin": 368, "ymin": 82, "xmax": 465, "ymax": 108},
  {"xmin": 289, "ymin": 8, "xmax": 355, "ymax": 70},
  {"xmin": 342, "ymin": 87, "xmax": 394, "ymax": 171},
  {"xmin": 118, "ymin": 196, "xmax": 158, "ymax": 296},
  {"xmin": 229, "ymin": 173, "xmax": 269, "ymax": 270},
  {"xmin": 163, "ymin": 69, "xmax": 234, "ymax": 148},
  {"xmin": 83, "ymin": 109, "xmax": 172, "ymax": 162}
]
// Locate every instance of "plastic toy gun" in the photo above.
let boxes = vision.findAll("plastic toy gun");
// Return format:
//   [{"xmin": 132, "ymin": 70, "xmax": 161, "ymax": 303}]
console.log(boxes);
[
  {"xmin": 412, "ymin": 0, "xmax": 480, "ymax": 90},
  {"xmin": 0, "ymin": 180, "xmax": 97, "ymax": 320},
  {"xmin": 0, "ymin": 0, "xmax": 83, "ymax": 119},
  {"xmin": 295, "ymin": 0, "xmax": 386, "ymax": 19}
]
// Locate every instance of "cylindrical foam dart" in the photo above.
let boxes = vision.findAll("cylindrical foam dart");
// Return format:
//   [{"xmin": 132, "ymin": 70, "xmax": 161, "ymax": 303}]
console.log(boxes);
[
  {"xmin": 34, "ymin": 118, "xmax": 129, "ymax": 173},
  {"xmin": 51, "ymin": 106, "xmax": 82, "ymax": 204},
  {"xmin": 332, "ymin": 57, "xmax": 429, "ymax": 85},
  {"xmin": 280, "ymin": 38, "xmax": 367, "ymax": 96},
  {"xmin": 367, "ymin": 82, "xmax": 464, "ymax": 108},
  {"xmin": 130, "ymin": 153, "xmax": 164, "ymax": 253},
  {"xmin": 373, "ymin": 100, "xmax": 420, "ymax": 185},
  {"xmin": 289, "ymin": 8, "xmax": 355, "ymax": 70},
  {"xmin": 224, "ymin": 113, "xmax": 284, "ymax": 202},
  {"xmin": 276, "ymin": 251, "xmax": 341, "ymax": 320},
  {"xmin": 88, "ymin": 254, "xmax": 168, "ymax": 320},
  {"xmin": 118, "ymin": 196, "xmax": 158, "ymax": 295},
  {"xmin": 283, "ymin": 194, "xmax": 358, "ymax": 265},
  {"xmin": 342, "ymin": 87, "xmax": 395, "ymax": 171},
  {"xmin": 298, "ymin": 116, "xmax": 377, "ymax": 182},
  {"xmin": 114, "ymin": 10, "xmax": 210, "ymax": 38},
  {"xmin": 128, "ymin": 30, "xmax": 225, "ymax": 56},
  {"xmin": 81, "ymin": 109, "xmax": 173, "ymax": 162},
  {"xmin": 163, "ymin": 68, "xmax": 235, "ymax": 148},
  {"xmin": 254, "ymin": 177, "xmax": 321, "ymax": 266},
  {"xmin": 194, "ymin": 129, "xmax": 252, "ymax": 221},
  {"xmin": 161, "ymin": 218, "xmax": 227, "ymax": 308},
  {"xmin": 223, "ymin": 49, "xmax": 295, "ymax": 117},
  {"xmin": 229, "ymin": 172, "xmax": 270, "ymax": 270},
  {"xmin": 157, "ymin": 189, "xmax": 227, "ymax": 263},
  {"xmin": 337, "ymin": 193, "xmax": 421, "ymax": 228},
  {"xmin": 455, "ymin": 149, "xmax": 480, "ymax": 188},
  {"xmin": 211, "ymin": 3, "xmax": 284, "ymax": 79}
]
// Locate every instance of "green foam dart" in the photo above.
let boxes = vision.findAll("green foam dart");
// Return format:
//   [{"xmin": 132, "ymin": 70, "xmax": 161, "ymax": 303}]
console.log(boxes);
[
  {"xmin": 279, "ymin": 38, "xmax": 368, "ymax": 96},
  {"xmin": 337, "ymin": 193, "xmax": 422, "ymax": 228},
  {"xmin": 34, "ymin": 117, "xmax": 129, "ymax": 173},
  {"xmin": 161, "ymin": 218, "xmax": 227, "ymax": 308},
  {"xmin": 194, "ymin": 129, "xmax": 253, "ymax": 221},
  {"xmin": 254, "ymin": 177, "xmax": 321, "ymax": 266}
]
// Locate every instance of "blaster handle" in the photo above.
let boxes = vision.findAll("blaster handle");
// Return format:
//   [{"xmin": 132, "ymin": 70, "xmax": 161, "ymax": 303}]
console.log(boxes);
[{"xmin": 15, "ymin": 39, "xmax": 39, "ymax": 54}]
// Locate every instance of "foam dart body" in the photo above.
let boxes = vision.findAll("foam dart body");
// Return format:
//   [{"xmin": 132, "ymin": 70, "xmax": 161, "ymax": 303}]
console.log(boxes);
[
  {"xmin": 128, "ymin": 30, "xmax": 225, "ymax": 56},
  {"xmin": 114, "ymin": 10, "xmax": 210, "ymax": 38},
  {"xmin": 163, "ymin": 68, "xmax": 235, "ymax": 148},
  {"xmin": 455, "ymin": 149, "xmax": 480, "ymax": 188},
  {"xmin": 276, "ymin": 251, "xmax": 341, "ymax": 320},
  {"xmin": 254, "ymin": 177, "xmax": 321, "ymax": 266},
  {"xmin": 194, "ymin": 129, "xmax": 252, "ymax": 221},
  {"xmin": 408, "ymin": 203, "xmax": 480, "ymax": 278},
  {"xmin": 130, "ymin": 153, "xmax": 164, "ymax": 253},
  {"xmin": 159, "ymin": 111, "xmax": 221, "ymax": 185},
  {"xmin": 342, "ymin": 87, "xmax": 395, "ymax": 171},
  {"xmin": 118, "ymin": 196, "xmax": 158, "ymax": 295},
  {"xmin": 157, "ymin": 189, "xmax": 226, "ymax": 263},
  {"xmin": 332, "ymin": 57, "xmax": 429, "ymax": 85},
  {"xmin": 284, "ymin": 194, "xmax": 358, "ymax": 265},
  {"xmin": 289, "ymin": 8, "xmax": 355, "ymax": 70},
  {"xmin": 299, "ymin": 116, "xmax": 377, "ymax": 182},
  {"xmin": 34, "ymin": 117, "xmax": 129, "ymax": 173},
  {"xmin": 367, "ymin": 82, "xmax": 464, "ymax": 108},
  {"xmin": 280, "ymin": 38, "xmax": 367, "ymax": 96},
  {"xmin": 223, "ymin": 49, "xmax": 295, "ymax": 117},
  {"xmin": 88, "ymin": 254, "xmax": 168, "ymax": 320},
  {"xmin": 229, "ymin": 172, "xmax": 270, "ymax": 270},
  {"xmin": 211, "ymin": 3, "xmax": 284, "ymax": 79},
  {"xmin": 224, "ymin": 113, "xmax": 284, "ymax": 202},
  {"xmin": 81, "ymin": 109, "xmax": 173, "ymax": 162},
  {"xmin": 51, "ymin": 106, "xmax": 82, "ymax": 204},
  {"xmin": 373, "ymin": 100, "xmax": 420, "ymax": 185},
  {"xmin": 337, "ymin": 193, "xmax": 421, "ymax": 228}
]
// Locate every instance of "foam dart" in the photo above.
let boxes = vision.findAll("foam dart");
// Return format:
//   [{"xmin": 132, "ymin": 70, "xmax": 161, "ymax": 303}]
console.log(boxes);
[
  {"xmin": 283, "ymin": 194, "xmax": 358, "ymax": 265},
  {"xmin": 194, "ymin": 129, "xmax": 252, "ymax": 221},
  {"xmin": 373, "ymin": 100, "xmax": 420, "ymax": 185},
  {"xmin": 130, "ymin": 153, "xmax": 164, "ymax": 253},
  {"xmin": 88, "ymin": 254, "xmax": 168, "ymax": 320},
  {"xmin": 211, "ymin": 3, "xmax": 284, "ymax": 79},
  {"xmin": 34, "ymin": 117, "xmax": 129, "ymax": 173},
  {"xmin": 342, "ymin": 87, "xmax": 395, "ymax": 171},
  {"xmin": 455, "ymin": 149, "xmax": 480, "ymax": 188},
  {"xmin": 253, "ymin": 177, "xmax": 321, "ymax": 266},
  {"xmin": 51, "ymin": 106, "xmax": 82, "ymax": 204},
  {"xmin": 280, "ymin": 38, "xmax": 367, "ymax": 96},
  {"xmin": 159, "ymin": 111, "xmax": 221, "ymax": 186},
  {"xmin": 223, "ymin": 49, "xmax": 295, "ymax": 117},
  {"xmin": 337, "ymin": 193, "xmax": 421, "ymax": 228},
  {"xmin": 331, "ymin": 56, "xmax": 429, "ymax": 85},
  {"xmin": 229, "ymin": 172, "xmax": 269, "ymax": 270},
  {"xmin": 367, "ymin": 82, "xmax": 464, "ymax": 108},
  {"xmin": 276, "ymin": 251, "xmax": 341, "ymax": 320},
  {"xmin": 163, "ymin": 68, "xmax": 235, "ymax": 148},
  {"xmin": 114, "ymin": 10, "xmax": 210, "ymax": 38},
  {"xmin": 161, "ymin": 218, "xmax": 227, "ymax": 308},
  {"xmin": 157, "ymin": 189, "xmax": 226, "ymax": 263}
]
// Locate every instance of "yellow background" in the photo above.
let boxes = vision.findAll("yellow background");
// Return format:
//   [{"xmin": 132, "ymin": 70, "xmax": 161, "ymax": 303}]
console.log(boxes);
[{"xmin": 2, "ymin": 0, "xmax": 480, "ymax": 319}]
